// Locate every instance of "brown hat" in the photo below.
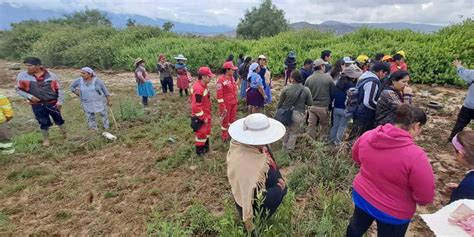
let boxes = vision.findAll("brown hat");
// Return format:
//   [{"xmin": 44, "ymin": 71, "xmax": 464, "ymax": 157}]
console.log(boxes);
[{"xmin": 342, "ymin": 64, "xmax": 363, "ymax": 78}]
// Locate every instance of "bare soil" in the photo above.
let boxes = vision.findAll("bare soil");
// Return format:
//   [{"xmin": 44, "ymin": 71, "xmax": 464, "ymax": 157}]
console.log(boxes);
[{"xmin": 0, "ymin": 60, "xmax": 472, "ymax": 235}]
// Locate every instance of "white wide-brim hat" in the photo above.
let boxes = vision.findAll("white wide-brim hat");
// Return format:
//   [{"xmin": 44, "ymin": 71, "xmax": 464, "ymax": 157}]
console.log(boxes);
[
  {"xmin": 229, "ymin": 113, "xmax": 286, "ymax": 145},
  {"xmin": 175, "ymin": 54, "xmax": 187, "ymax": 60}
]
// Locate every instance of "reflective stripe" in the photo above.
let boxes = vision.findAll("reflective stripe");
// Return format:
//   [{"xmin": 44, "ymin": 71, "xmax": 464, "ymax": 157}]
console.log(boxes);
[
  {"xmin": 195, "ymin": 111, "xmax": 204, "ymax": 116},
  {"xmin": 195, "ymin": 137, "xmax": 207, "ymax": 142},
  {"xmin": 221, "ymin": 126, "xmax": 228, "ymax": 130},
  {"xmin": 0, "ymin": 142, "xmax": 13, "ymax": 149},
  {"xmin": 217, "ymin": 99, "xmax": 224, "ymax": 103},
  {"xmin": 203, "ymin": 89, "xmax": 208, "ymax": 96}
]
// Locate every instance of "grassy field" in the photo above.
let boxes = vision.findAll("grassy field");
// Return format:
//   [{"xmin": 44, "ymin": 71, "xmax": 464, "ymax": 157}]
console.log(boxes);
[{"xmin": 0, "ymin": 59, "xmax": 472, "ymax": 236}]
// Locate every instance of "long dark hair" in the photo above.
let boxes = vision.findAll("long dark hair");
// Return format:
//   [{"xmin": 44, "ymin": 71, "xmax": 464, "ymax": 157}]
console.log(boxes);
[
  {"xmin": 336, "ymin": 74, "xmax": 354, "ymax": 90},
  {"xmin": 384, "ymin": 70, "xmax": 409, "ymax": 88},
  {"xmin": 330, "ymin": 59, "xmax": 344, "ymax": 79}
]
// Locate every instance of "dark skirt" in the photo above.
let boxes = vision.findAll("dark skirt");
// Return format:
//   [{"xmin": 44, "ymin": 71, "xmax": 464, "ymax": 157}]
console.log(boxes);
[{"xmin": 247, "ymin": 88, "xmax": 264, "ymax": 107}]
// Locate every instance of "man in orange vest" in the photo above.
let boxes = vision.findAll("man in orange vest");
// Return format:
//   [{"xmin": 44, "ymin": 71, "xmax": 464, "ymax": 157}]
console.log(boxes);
[
  {"xmin": 191, "ymin": 67, "xmax": 215, "ymax": 156},
  {"xmin": 217, "ymin": 61, "xmax": 238, "ymax": 141}
]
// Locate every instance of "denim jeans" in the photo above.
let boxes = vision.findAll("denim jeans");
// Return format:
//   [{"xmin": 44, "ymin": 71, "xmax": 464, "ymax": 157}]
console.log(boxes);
[
  {"xmin": 329, "ymin": 108, "xmax": 350, "ymax": 145},
  {"xmin": 31, "ymin": 103, "xmax": 65, "ymax": 130}
]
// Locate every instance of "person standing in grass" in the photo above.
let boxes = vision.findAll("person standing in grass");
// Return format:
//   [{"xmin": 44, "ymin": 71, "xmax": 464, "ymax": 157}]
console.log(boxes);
[
  {"xmin": 0, "ymin": 93, "xmax": 14, "ymax": 154},
  {"xmin": 134, "ymin": 58, "xmax": 156, "ymax": 106},
  {"xmin": 448, "ymin": 131, "xmax": 474, "ymax": 203},
  {"xmin": 346, "ymin": 104, "xmax": 434, "ymax": 237},
  {"xmin": 16, "ymin": 57, "xmax": 66, "ymax": 147},
  {"xmin": 175, "ymin": 54, "xmax": 191, "ymax": 97},
  {"xmin": 257, "ymin": 55, "xmax": 272, "ymax": 104},
  {"xmin": 246, "ymin": 63, "xmax": 266, "ymax": 114},
  {"xmin": 191, "ymin": 67, "xmax": 215, "ymax": 156},
  {"xmin": 237, "ymin": 56, "xmax": 252, "ymax": 101},
  {"xmin": 278, "ymin": 70, "xmax": 312, "ymax": 151},
  {"xmin": 448, "ymin": 60, "xmax": 474, "ymax": 142},
  {"xmin": 217, "ymin": 61, "xmax": 239, "ymax": 141},
  {"xmin": 300, "ymin": 59, "xmax": 313, "ymax": 85},
  {"xmin": 304, "ymin": 59, "xmax": 335, "ymax": 140},
  {"xmin": 375, "ymin": 70, "xmax": 413, "ymax": 126},
  {"xmin": 284, "ymin": 51, "xmax": 297, "ymax": 86},
  {"xmin": 329, "ymin": 65, "xmax": 362, "ymax": 145},
  {"xmin": 70, "ymin": 67, "xmax": 112, "ymax": 131},
  {"xmin": 227, "ymin": 113, "xmax": 287, "ymax": 230},
  {"xmin": 157, "ymin": 54, "xmax": 174, "ymax": 97}
]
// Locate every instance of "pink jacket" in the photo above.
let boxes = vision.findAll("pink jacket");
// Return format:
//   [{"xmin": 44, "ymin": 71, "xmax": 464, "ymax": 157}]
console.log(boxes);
[{"xmin": 352, "ymin": 123, "xmax": 435, "ymax": 219}]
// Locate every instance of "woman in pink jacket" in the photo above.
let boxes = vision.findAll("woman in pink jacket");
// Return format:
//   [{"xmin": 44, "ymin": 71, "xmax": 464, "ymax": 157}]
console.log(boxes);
[{"xmin": 346, "ymin": 104, "xmax": 435, "ymax": 237}]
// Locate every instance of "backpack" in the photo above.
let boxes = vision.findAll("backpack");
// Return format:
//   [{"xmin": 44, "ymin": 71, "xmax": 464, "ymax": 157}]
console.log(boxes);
[{"xmin": 345, "ymin": 77, "xmax": 380, "ymax": 116}]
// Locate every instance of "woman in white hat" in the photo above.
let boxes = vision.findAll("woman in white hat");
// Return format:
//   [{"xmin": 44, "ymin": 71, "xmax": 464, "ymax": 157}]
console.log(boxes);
[
  {"xmin": 226, "ymin": 113, "xmax": 287, "ymax": 229},
  {"xmin": 134, "ymin": 58, "xmax": 156, "ymax": 106},
  {"xmin": 70, "ymin": 67, "xmax": 112, "ymax": 130},
  {"xmin": 174, "ymin": 54, "xmax": 191, "ymax": 97}
]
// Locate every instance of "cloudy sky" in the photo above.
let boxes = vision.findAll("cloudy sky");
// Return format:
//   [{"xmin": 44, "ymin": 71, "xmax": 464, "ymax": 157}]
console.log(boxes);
[{"xmin": 2, "ymin": 0, "xmax": 473, "ymax": 26}]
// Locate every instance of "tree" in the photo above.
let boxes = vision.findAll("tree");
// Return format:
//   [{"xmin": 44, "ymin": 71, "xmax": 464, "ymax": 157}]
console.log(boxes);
[
  {"xmin": 126, "ymin": 18, "xmax": 136, "ymax": 27},
  {"xmin": 162, "ymin": 21, "xmax": 174, "ymax": 32},
  {"xmin": 236, "ymin": 0, "xmax": 288, "ymax": 39},
  {"xmin": 54, "ymin": 9, "xmax": 112, "ymax": 28}
]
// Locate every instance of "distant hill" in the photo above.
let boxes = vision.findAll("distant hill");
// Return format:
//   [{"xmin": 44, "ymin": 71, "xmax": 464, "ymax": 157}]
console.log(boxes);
[
  {"xmin": 0, "ymin": 3, "xmax": 233, "ymax": 35},
  {"xmin": 290, "ymin": 21, "xmax": 444, "ymax": 34}
]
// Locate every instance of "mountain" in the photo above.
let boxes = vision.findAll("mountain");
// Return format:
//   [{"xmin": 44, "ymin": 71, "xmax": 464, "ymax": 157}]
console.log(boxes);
[
  {"xmin": 291, "ymin": 20, "xmax": 444, "ymax": 34},
  {"xmin": 0, "ymin": 3, "xmax": 233, "ymax": 35}
]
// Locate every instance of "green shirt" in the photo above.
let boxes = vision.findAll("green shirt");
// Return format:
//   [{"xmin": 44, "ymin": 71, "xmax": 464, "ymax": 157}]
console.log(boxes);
[
  {"xmin": 304, "ymin": 70, "xmax": 335, "ymax": 107},
  {"xmin": 277, "ymin": 84, "xmax": 313, "ymax": 113}
]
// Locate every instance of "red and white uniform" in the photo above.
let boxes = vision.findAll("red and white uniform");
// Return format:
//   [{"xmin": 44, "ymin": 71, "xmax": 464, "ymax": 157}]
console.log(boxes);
[
  {"xmin": 216, "ymin": 74, "xmax": 238, "ymax": 140},
  {"xmin": 191, "ymin": 80, "xmax": 211, "ymax": 146}
]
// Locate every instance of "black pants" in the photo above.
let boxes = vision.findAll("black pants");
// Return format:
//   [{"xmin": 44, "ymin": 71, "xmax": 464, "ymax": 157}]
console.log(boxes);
[
  {"xmin": 142, "ymin": 96, "xmax": 148, "ymax": 106},
  {"xmin": 161, "ymin": 77, "xmax": 174, "ymax": 93},
  {"xmin": 179, "ymin": 89, "xmax": 188, "ymax": 97},
  {"xmin": 348, "ymin": 116, "xmax": 375, "ymax": 141},
  {"xmin": 448, "ymin": 106, "xmax": 474, "ymax": 141},
  {"xmin": 346, "ymin": 206, "xmax": 409, "ymax": 237}
]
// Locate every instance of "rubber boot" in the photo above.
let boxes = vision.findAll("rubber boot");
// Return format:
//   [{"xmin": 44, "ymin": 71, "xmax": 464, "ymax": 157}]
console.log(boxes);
[
  {"xmin": 204, "ymin": 139, "xmax": 210, "ymax": 153},
  {"xmin": 195, "ymin": 145, "xmax": 205, "ymax": 156},
  {"xmin": 41, "ymin": 129, "xmax": 51, "ymax": 147},
  {"xmin": 59, "ymin": 124, "xmax": 67, "ymax": 139}
]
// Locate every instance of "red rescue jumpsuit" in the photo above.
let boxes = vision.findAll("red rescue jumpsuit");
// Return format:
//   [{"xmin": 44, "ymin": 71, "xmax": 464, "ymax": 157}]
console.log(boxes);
[
  {"xmin": 191, "ymin": 80, "xmax": 211, "ymax": 148},
  {"xmin": 216, "ymin": 74, "xmax": 238, "ymax": 141}
]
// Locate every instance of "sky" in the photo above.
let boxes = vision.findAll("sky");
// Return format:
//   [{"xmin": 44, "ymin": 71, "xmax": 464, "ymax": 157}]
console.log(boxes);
[{"xmin": 2, "ymin": 0, "xmax": 473, "ymax": 26}]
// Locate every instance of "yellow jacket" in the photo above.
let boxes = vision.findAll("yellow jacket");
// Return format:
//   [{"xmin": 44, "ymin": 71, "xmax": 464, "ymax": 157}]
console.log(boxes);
[{"xmin": 0, "ymin": 94, "xmax": 13, "ymax": 124}]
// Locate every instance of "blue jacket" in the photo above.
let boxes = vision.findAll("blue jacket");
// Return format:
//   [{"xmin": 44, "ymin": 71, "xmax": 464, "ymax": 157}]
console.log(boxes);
[
  {"xmin": 457, "ymin": 66, "xmax": 474, "ymax": 109},
  {"xmin": 450, "ymin": 170, "xmax": 474, "ymax": 203}
]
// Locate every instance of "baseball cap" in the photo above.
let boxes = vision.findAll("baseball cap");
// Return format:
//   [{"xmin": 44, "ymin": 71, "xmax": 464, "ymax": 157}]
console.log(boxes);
[
  {"xmin": 198, "ymin": 67, "xmax": 215, "ymax": 77},
  {"xmin": 258, "ymin": 55, "xmax": 267, "ymax": 60},
  {"xmin": 222, "ymin": 61, "xmax": 238, "ymax": 70},
  {"xmin": 343, "ymin": 56, "xmax": 355, "ymax": 64}
]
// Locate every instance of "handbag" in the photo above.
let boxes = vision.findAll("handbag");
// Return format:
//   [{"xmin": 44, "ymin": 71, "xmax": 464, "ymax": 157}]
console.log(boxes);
[{"xmin": 275, "ymin": 86, "xmax": 304, "ymax": 126}]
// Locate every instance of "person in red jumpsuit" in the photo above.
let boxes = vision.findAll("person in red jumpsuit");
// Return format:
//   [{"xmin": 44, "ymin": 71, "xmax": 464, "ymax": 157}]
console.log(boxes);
[
  {"xmin": 191, "ymin": 67, "xmax": 215, "ymax": 156},
  {"xmin": 217, "ymin": 61, "xmax": 238, "ymax": 141}
]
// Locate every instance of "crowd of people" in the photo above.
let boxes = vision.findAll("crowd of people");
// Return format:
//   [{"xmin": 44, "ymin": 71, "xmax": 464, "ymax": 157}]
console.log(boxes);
[{"xmin": 0, "ymin": 50, "xmax": 472, "ymax": 236}]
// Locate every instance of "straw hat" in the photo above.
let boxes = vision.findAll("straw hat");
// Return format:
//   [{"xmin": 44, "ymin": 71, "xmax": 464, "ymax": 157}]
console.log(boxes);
[
  {"xmin": 134, "ymin": 58, "xmax": 144, "ymax": 66},
  {"xmin": 229, "ymin": 113, "xmax": 286, "ymax": 145},
  {"xmin": 175, "ymin": 54, "xmax": 187, "ymax": 60}
]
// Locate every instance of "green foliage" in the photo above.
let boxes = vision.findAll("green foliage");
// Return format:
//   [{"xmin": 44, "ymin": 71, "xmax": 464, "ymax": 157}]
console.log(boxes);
[
  {"xmin": 0, "ymin": 13, "xmax": 471, "ymax": 85},
  {"xmin": 147, "ymin": 212, "xmax": 192, "ymax": 236},
  {"xmin": 117, "ymin": 99, "xmax": 145, "ymax": 122},
  {"xmin": 7, "ymin": 166, "xmax": 49, "ymax": 181},
  {"xmin": 237, "ymin": 0, "xmax": 289, "ymax": 39},
  {"xmin": 162, "ymin": 22, "xmax": 174, "ymax": 32},
  {"xmin": 183, "ymin": 202, "xmax": 218, "ymax": 234},
  {"xmin": 126, "ymin": 18, "xmax": 136, "ymax": 28},
  {"xmin": 51, "ymin": 9, "xmax": 112, "ymax": 28}
]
